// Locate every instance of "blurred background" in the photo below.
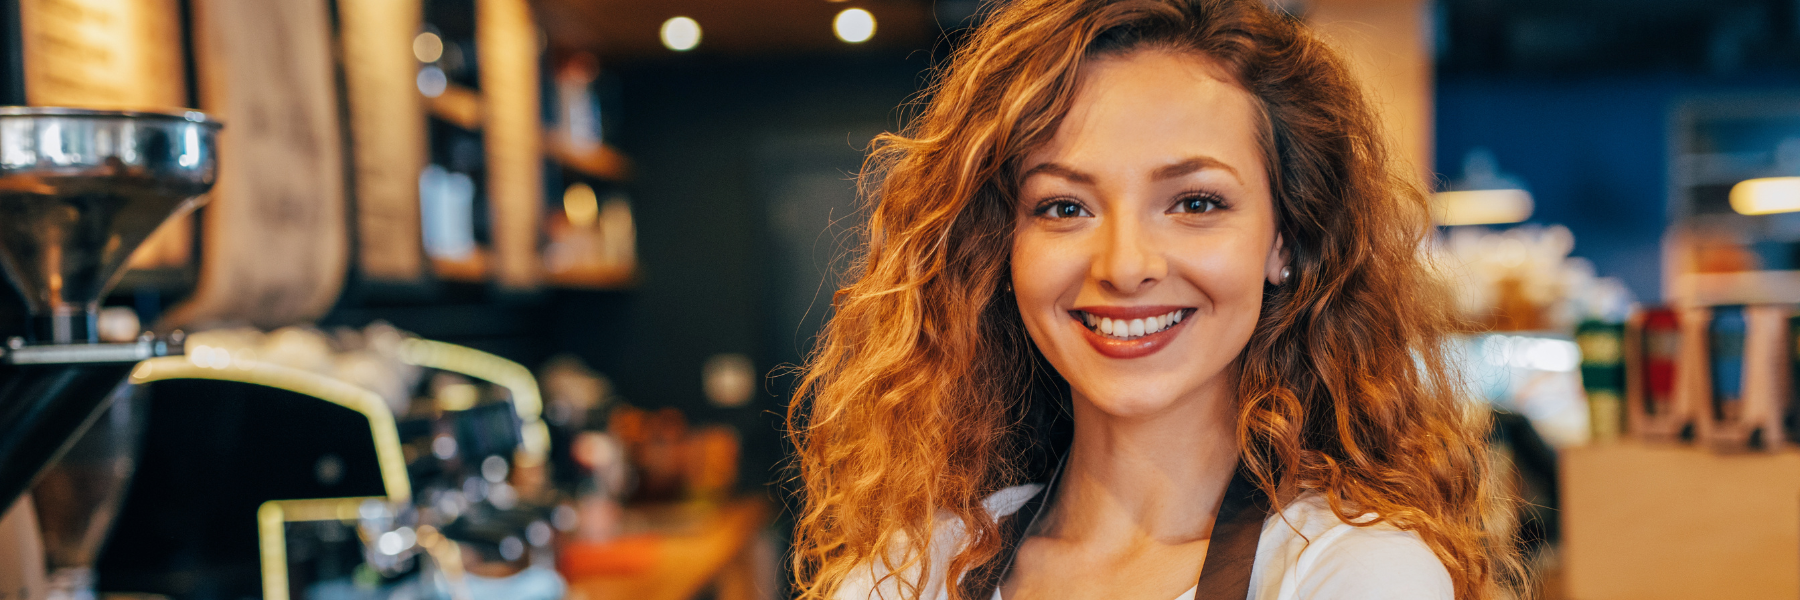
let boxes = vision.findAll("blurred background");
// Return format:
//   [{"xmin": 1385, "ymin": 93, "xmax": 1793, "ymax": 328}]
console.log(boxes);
[{"xmin": 2, "ymin": 0, "xmax": 1800, "ymax": 599}]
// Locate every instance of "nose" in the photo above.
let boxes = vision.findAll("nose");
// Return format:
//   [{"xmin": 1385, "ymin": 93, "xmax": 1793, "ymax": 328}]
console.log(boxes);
[{"xmin": 1091, "ymin": 213, "xmax": 1165, "ymax": 294}]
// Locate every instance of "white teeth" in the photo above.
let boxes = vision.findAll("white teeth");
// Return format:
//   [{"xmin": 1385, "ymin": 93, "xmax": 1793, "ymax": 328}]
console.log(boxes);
[{"xmin": 1083, "ymin": 309, "xmax": 1189, "ymax": 339}]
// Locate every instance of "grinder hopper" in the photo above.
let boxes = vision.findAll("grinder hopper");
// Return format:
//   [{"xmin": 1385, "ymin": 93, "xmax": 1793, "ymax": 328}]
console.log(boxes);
[{"xmin": 0, "ymin": 107, "xmax": 219, "ymax": 510}]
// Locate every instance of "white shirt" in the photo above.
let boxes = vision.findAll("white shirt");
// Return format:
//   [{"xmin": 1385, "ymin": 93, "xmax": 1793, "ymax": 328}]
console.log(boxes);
[{"xmin": 837, "ymin": 484, "xmax": 1454, "ymax": 600}]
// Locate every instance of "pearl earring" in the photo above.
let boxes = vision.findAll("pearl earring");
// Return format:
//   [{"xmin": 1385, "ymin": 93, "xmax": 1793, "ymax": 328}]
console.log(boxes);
[{"xmin": 1279, "ymin": 266, "xmax": 1292, "ymax": 285}]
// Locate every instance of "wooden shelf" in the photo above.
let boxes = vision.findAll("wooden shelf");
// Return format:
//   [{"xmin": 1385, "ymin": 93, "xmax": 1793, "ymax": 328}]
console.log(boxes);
[
  {"xmin": 432, "ymin": 253, "xmax": 635, "ymax": 289},
  {"xmin": 429, "ymin": 252, "xmax": 489, "ymax": 283},
  {"xmin": 546, "ymin": 263, "xmax": 637, "ymax": 290},
  {"xmin": 422, "ymin": 83, "xmax": 632, "ymax": 182},
  {"xmin": 425, "ymin": 83, "xmax": 483, "ymax": 130},
  {"xmin": 547, "ymin": 135, "xmax": 632, "ymax": 182},
  {"xmin": 420, "ymin": 81, "xmax": 635, "ymax": 289}
]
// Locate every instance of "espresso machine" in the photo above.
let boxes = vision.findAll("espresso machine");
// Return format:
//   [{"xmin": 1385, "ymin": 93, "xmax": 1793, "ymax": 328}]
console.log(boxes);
[
  {"xmin": 0, "ymin": 107, "xmax": 554, "ymax": 600},
  {"xmin": 0, "ymin": 107, "xmax": 218, "ymax": 597},
  {"xmin": 0, "ymin": 107, "xmax": 434, "ymax": 600}
]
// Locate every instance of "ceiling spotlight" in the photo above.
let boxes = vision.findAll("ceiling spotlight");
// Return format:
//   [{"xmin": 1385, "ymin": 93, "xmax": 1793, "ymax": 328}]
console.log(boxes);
[
  {"xmin": 661, "ymin": 16, "xmax": 701, "ymax": 52},
  {"xmin": 834, "ymin": 8, "xmax": 876, "ymax": 43}
]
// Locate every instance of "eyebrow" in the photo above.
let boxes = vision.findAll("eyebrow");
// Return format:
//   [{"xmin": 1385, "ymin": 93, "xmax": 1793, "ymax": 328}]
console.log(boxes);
[
  {"xmin": 1020, "ymin": 162, "xmax": 1094, "ymax": 185},
  {"xmin": 1152, "ymin": 156, "xmax": 1241, "ymax": 183},
  {"xmin": 1021, "ymin": 156, "xmax": 1242, "ymax": 185}
]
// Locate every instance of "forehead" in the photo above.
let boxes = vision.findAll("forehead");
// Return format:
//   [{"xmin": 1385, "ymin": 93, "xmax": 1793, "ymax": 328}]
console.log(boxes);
[{"xmin": 1024, "ymin": 50, "xmax": 1265, "ymax": 180}]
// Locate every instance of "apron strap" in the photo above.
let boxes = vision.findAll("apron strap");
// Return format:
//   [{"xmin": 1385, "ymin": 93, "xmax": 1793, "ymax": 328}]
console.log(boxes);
[
  {"xmin": 1194, "ymin": 467, "xmax": 1269, "ymax": 599},
  {"xmin": 960, "ymin": 464, "xmax": 1269, "ymax": 600}
]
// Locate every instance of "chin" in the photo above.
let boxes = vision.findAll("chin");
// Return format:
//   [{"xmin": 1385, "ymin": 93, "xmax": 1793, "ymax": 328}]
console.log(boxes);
[{"xmin": 1065, "ymin": 373, "xmax": 1200, "ymax": 420}]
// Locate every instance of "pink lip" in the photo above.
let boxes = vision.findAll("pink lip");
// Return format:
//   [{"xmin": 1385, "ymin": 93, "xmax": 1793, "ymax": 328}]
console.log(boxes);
[
  {"xmin": 1075, "ymin": 304, "xmax": 1188, "ymax": 319},
  {"xmin": 1068, "ymin": 305, "xmax": 1194, "ymax": 359}
]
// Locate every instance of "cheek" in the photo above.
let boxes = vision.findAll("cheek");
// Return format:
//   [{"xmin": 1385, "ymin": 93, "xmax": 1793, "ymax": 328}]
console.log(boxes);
[
  {"xmin": 1009, "ymin": 230, "xmax": 1082, "ymax": 327},
  {"xmin": 1181, "ymin": 232, "xmax": 1272, "ymax": 307}
]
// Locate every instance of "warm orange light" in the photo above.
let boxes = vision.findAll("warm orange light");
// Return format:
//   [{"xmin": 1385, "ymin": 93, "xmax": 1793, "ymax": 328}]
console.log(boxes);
[
  {"xmin": 1730, "ymin": 177, "xmax": 1800, "ymax": 215},
  {"xmin": 1431, "ymin": 189, "xmax": 1533, "ymax": 226},
  {"xmin": 563, "ymin": 182, "xmax": 599, "ymax": 228}
]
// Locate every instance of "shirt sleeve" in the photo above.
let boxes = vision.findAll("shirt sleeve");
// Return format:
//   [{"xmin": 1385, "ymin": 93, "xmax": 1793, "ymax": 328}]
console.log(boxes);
[
  {"xmin": 1292, "ymin": 526, "xmax": 1455, "ymax": 600},
  {"xmin": 831, "ymin": 486, "xmax": 1042, "ymax": 600}
]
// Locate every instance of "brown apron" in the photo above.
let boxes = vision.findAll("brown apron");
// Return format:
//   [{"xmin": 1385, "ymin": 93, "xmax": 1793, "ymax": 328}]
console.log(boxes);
[{"xmin": 960, "ymin": 463, "xmax": 1270, "ymax": 600}]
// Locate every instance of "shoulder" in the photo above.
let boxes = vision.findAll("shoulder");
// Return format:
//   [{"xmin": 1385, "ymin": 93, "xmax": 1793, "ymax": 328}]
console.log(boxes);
[
  {"xmin": 1250, "ymin": 494, "xmax": 1453, "ymax": 600},
  {"xmin": 832, "ymin": 484, "xmax": 1044, "ymax": 600}
]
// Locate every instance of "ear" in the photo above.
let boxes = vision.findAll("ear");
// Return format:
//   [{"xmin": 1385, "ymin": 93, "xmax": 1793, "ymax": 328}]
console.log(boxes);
[{"xmin": 1264, "ymin": 232, "xmax": 1290, "ymax": 286}]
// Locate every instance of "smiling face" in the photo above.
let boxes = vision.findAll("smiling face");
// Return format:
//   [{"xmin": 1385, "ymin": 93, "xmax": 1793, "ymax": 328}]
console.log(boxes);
[{"xmin": 1010, "ymin": 49, "xmax": 1286, "ymax": 421}]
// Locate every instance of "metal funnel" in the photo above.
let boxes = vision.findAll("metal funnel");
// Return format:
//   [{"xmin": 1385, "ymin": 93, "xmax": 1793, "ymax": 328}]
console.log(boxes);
[
  {"xmin": 0, "ymin": 107, "xmax": 218, "ymax": 513},
  {"xmin": 0, "ymin": 107, "xmax": 220, "ymax": 344}
]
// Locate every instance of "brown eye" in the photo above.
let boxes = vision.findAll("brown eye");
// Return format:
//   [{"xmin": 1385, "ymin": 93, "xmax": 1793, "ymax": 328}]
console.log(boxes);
[
  {"xmin": 1036, "ymin": 200, "xmax": 1092, "ymax": 219},
  {"xmin": 1172, "ymin": 194, "xmax": 1225, "ymax": 214}
]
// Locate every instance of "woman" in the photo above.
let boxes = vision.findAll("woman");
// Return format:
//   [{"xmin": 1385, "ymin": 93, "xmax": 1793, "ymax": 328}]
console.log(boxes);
[{"xmin": 789, "ymin": 1, "xmax": 1516, "ymax": 599}]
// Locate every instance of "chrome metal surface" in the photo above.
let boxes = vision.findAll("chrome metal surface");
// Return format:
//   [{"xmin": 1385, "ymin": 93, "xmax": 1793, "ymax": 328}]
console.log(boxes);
[
  {"xmin": 4, "ymin": 339, "xmax": 173, "ymax": 365},
  {"xmin": 0, "ymin": 107, "xmax": 221, "ymax": 344},
  {"xmin": 0, "ymin": 106, "xmax": 220, "ymax": 125},
  {"xmin": 0, "ymin": 107, "xmax": 217, "ymax": 514}
]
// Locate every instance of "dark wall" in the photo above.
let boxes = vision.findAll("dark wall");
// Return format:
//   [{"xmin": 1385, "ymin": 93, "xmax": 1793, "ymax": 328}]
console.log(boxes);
[{"xmin": 551, "ymin": 50, "xmax": 933, "ymax": 487}]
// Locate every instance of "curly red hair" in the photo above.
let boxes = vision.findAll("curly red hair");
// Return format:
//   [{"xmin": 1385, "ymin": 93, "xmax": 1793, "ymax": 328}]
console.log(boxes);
[{"xmin": 788, "ymin": 1, "xmax": 1518, "ymax": 599}]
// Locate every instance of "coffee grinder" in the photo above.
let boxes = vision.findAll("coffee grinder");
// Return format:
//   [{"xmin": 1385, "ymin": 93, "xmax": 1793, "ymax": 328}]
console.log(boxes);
[{"xmin": 0, "ymin": 107, "xmax": 218, "ymax": 545}]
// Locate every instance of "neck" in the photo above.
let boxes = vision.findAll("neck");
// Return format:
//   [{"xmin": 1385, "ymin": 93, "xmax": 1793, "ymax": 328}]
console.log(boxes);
[{"xmin": 1040, "ymin": 378, "xmax": 1240, "ymax": 548}]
